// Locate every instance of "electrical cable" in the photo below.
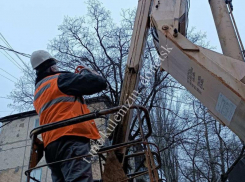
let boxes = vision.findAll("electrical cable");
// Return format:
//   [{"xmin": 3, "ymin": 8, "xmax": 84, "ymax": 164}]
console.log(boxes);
[
  {"xmin": 225, "ymin": 0, "xmax": 233, "ymax": 11},
  {"xmin": 0, "ymin": 45, "xmax": 31, "ymax": 58},
  {"xmin": 0, "ymin": 50, "xmax": 23, "ymax": 70},
  {"xmin": 0, "ymin": 33, "xmax": 31, "ymax": 59},
  {"xmin": 0, "ymin": 73, "xmax": 15, "ymax": 83},
  {"xmin": 0, "ymin": 120, "xmax": 13, "ymax": 129},
  {"xmin": 0, "ymin": 33, "xmax": 35, "ymax": 82},
  {"xmin": 0, "ymin": 68, "xmax": 18, "ymax": 80},
  {"xmin": 186, "ymin": 0, "xmax": 190, "ymax": 32},
  {"xmin": 227, "ymin": 3, "xmax": 245, "ymax": 60},
  {"xmin": 0, "ymin": 109, "xmax": 21, "ymax": 129},
  {"xmin": 0, "ymin": 33, "xmax": 31, "ymax": 68}
]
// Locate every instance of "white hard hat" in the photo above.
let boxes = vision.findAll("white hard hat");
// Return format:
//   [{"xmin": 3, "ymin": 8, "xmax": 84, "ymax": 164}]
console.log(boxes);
[{"xmin": 30, "ymin": 50, "xmax": 57, "ymax": 69}]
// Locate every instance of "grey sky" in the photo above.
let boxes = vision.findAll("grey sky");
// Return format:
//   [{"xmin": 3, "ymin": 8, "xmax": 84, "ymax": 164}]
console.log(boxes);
[{"xmin": 0, "ymin": 0, "xmax": 244, "ymax": 117}]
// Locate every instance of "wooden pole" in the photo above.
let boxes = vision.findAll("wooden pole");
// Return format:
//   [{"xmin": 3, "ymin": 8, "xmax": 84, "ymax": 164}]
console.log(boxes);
[
  {"xmin": 103, "ymin": 1, "xmax": 152, "ymax": 180},
  {"xmin": 113, "ymin": 0, "xmax": 152, "ymax": 145}
]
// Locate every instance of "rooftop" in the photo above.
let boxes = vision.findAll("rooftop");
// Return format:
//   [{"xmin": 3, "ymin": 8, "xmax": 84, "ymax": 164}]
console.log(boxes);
[
  {"xmin": 0, "ymin": 96, "xmax": 112, "ymax": 123},
  {"xmin": 0, "ymin": 110, "xmax": 37, "ymax": 123}
]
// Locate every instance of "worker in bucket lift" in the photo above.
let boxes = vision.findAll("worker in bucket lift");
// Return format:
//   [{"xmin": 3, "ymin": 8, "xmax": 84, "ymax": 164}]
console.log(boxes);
[{"xmin": 31, "ymin": 50, "xmax": 107, "ymax": 182}]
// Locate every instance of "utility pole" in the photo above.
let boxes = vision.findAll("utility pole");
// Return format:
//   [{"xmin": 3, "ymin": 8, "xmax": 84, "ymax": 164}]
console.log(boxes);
[
  {"xmin": 102, "ymin": 1, "xmax": 153, "ymax": 181},
  {"xmin": 113, "ymin": 0, "xmax": 152, "ymax": 145}
]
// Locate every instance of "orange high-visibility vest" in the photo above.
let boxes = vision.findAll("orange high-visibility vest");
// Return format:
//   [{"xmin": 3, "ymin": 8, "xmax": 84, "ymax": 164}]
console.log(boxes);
[{"xmin": 34, "ymin": 73, "xmax": 100, "ymax": 148}]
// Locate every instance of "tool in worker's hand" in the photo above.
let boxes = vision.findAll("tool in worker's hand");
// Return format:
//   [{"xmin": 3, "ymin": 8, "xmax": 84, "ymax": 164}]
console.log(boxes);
[
  {"xmin": 75, "ymin": 65, "xmax": 85, "ymax": 74},
  {"xmin": 75, "ymin": 65, "xmax": 100, "ymax": 76}
]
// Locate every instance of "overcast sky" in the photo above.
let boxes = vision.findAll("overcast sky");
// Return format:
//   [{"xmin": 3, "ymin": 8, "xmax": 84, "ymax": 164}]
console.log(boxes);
[{"xmin": 0, "ymin": 0, "xmax": 244, "ymax": 118}]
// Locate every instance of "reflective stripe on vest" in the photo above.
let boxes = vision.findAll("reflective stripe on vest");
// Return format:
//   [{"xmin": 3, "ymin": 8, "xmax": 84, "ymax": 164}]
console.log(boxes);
[
  {"xmin": 35, "ymin": 74, "xmax": 84, "ymax": 115},
  {"xmin": 38, "ymin": 96, "xmax": 76, "ymax": 115},
  {"xmin": 34, "ymin": 83, "xmax": 51, "ymax": 101},
  {"xmin": 35, "ymin": 75, "xmax": 59, "ymax": 90}
]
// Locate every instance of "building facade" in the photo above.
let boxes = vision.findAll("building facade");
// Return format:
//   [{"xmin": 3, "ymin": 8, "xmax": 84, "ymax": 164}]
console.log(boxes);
[{"xmin": 0, "ymin": 100, "xmax": 109, "ymax": 182}]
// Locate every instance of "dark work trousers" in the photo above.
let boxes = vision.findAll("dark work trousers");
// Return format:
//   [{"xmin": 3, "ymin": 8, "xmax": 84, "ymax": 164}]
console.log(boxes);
[{"xmin": 45, "ymin": 136, "xmax": 93, "ymax": 182}]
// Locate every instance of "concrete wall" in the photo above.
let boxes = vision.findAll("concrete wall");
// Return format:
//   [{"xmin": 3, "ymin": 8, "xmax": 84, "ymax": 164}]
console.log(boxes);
[
  {"xmin": 0, "ymin": 115, "xmax": 41, "ymax": 182},
  {"xmin": 0, "ymin": 103, "xmax": 107, "ymax": 182}
]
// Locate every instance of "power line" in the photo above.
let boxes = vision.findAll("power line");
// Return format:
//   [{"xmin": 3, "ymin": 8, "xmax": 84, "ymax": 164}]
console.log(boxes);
[
  {"xmin": 0, "ymin": 73, "xmax": 15, "ymax": 83},
  {"xmin": 0, "ymin": 33, "xmax": 31, "ymax": 60},
  {"xmin": 0, "ymin": 33, "xmax": 31, "ymax": 59},
  {"xmin": 0, "ymin": 50, "xmax": 23, "ymax": 70},
  {"xmin": 0, "ymin": 110, "xmax": 15, "ymax": 129},
  {"xmin": 0, "ymin": 68, "xmax": 18, "ymax": 80},
  {"xmin": 0, "ymin": 45, "xmax": 31, "ymax": 58},
  {"xmin": 0, "ymin": 120, "xmax": 13, "ymax": 129},
  {"xmin": 0, "ymin": 33, "xmax": 31, "ymax": 66},
  {"xmin": 0, "ymin": 33, "xmax": 35, "ymax": 82}
]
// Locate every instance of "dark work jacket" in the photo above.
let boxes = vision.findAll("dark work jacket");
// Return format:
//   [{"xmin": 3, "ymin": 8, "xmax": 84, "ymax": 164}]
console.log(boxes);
[{"xmin": 35, "ymin": 71, "xmax": 107, "ymax": 96}]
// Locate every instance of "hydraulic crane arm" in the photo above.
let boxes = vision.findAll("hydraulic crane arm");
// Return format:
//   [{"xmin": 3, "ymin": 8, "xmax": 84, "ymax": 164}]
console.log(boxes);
[
  {"xmin": 105, "ymin": 0, "xmax": 245, "ymax": 181},
  {"xmin": 150, "ymin": 0, "xmax": 245, "ymax": 141},
  {"xmin": 115, "ymin": 0, "xmax": 245, "ymax": 146},
  {"xmin": 156, "ymin": 25, "xmax": 245, "ymax": 141}
]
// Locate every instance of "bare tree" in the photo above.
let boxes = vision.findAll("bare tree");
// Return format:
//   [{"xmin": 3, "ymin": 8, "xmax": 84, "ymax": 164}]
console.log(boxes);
[
  {"xmin": 8, "ymin": 64, "xmax": 35, "ymax": 111},
  {"xmin": 177, "ymin": 98, "xmax": 242, "ymax": 182},
  {"xmin": 7, "ymin": 1, "xmax": 243, "ymax": 182},
  {"xmin": 48, "ymin": 0, "xmax": 136, "ymax": 106}
]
